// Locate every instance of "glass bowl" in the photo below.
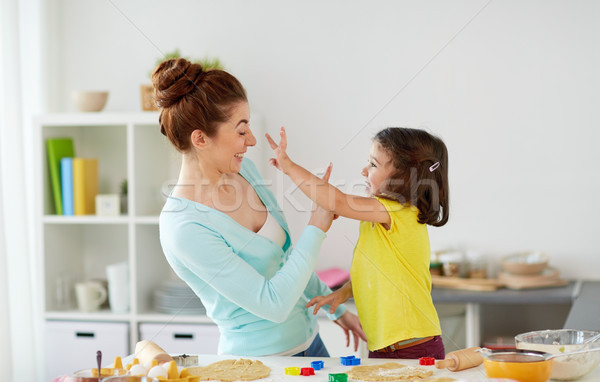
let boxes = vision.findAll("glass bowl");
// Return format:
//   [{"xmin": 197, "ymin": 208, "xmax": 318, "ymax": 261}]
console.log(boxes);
[{"xmin": 515, "ymin": 329, "xmax": 600, "ymax": 380}]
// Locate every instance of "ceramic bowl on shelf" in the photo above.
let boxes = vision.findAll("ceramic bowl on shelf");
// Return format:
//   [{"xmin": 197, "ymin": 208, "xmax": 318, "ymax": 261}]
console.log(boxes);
[
  {"xmin": 73, "ymin": 90, "xmax": 108, "ymax": 112},
  {"xmin": 515, "ymin": 329, "xmax": 600, "ymax": 380},
  {"xmin": 500, "ymin": 251, "xmax": 549, "ymax": 275}
]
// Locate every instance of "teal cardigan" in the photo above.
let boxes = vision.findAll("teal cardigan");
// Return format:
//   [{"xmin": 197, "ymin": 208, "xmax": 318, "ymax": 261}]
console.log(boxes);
[{"xmin": 159, "ymin": 158, "xmax": 345, "ymax": 356}]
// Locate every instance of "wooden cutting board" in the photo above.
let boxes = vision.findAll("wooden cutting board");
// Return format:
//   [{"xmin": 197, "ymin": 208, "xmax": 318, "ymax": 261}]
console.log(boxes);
[
  {"xmin": 431, "ymin": 275, "xmax": 504, "ymax": 291},
  {"xmin": 498, "ymin": 268, "xmax": 568, "ymax": 289}
]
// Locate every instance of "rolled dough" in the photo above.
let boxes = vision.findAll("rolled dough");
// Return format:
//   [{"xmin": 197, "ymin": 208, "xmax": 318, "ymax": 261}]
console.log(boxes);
[
  {"xmin": 186, "ymin": 359, "xmax": 271, "ymax": 381},
  {"xmin": 346, "ymin": 362, "xmax": 435, "ymax": 381}
]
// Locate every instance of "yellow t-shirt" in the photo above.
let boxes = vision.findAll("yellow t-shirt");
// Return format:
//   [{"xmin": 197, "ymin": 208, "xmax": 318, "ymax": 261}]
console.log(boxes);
[{"xmin": 350, "ymin": 197, "xmax": 441, "ymax": 351}]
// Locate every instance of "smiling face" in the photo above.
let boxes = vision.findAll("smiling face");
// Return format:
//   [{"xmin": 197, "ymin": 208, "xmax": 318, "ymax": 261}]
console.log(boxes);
[
  {"xmin": 209, "ymin": 101, "xmax": 256, "ymax": 173},
  {"xmin": 361, "ymin": 141, "xmax": 397, "ymax": 197}
]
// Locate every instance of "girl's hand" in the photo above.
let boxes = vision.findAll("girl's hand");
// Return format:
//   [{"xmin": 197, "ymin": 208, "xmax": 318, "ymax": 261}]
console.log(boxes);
[
  {"xmin": 265, "ymin": 127, "xmax": 293, "ymax": 173},
  {"xmin": 306, "ymin": 281, "xmax": 353, "ymax": 314},
  {"xmin": 334, "ymin": 311, "xmax": 367, "ymax": 351}
]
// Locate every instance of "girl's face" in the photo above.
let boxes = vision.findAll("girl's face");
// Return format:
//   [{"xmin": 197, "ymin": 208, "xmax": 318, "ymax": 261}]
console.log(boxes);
[
  {"xmin": 361, "ymin": 141, "xmax": 396, "ymax": 197},
  {"xmin": 210, "ymin": 101, "xmax": 256, "ymax": 173}
]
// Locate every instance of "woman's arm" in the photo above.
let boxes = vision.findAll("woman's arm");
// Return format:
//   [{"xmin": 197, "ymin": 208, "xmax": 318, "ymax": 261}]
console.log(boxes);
[
  {"xmin": 266, "ymin": 127, "xmax": 390, "ymax": 225},
  {"xmin": 163, "ymin": 220, "xmax": 326, "ymax": 323},
  {"xmin": 161, "ymin": 158, "xmax": 335, "ymax": 323}
]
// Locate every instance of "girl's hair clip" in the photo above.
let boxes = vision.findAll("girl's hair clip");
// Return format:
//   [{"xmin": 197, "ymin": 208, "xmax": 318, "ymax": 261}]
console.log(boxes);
[{"xmin": 429, "ymin": 162, "xmax": 440, "ymax": 172}]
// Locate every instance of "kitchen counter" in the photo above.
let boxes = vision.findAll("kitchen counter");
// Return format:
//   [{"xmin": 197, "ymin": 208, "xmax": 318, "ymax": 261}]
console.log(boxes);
[
  {"xmin": 431, "ymin": 280, "xmax": 581, "ymax": 347},
  {"xmin": 131, "ymin": 354, "xmax": 600, "ymax": 382},
  {"xmin": 564, "ymin": 281, "xmax": 600, "ymax": 330},
  {"xmin": 431, "ymin": 280, "xmax": 579, "ymax": 305}
]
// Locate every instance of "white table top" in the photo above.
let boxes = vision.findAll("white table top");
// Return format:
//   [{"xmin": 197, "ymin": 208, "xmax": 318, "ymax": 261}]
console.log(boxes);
[{"xmin": 124, "ymin": 354, "xmax": 600, "ymax": 381}]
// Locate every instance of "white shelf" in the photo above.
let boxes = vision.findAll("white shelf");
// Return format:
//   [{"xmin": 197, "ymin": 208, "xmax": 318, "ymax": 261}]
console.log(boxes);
[
  {"xmin": 44, "ymin": 310, "xmax": 215, "ymax": 324},
  {"xmin": 45, "ymin": 309, "xmax": 133, "ymax": 322},
  {"xmin": 136, "ymin": 313, "xmax": 216, "ymax": 324},
  {"xmin": 43, "ymin": 215, "xmax": 131, "ymax": 224},
  {"xmin": 34, "ymin": 112, "xmax": 215, "ymax": 378},
  {"xmin": 134, "ymin": 216, "xmax": 161, "ymax": 224},
  {"xmin": 42, "ymin": 215, "xmax": 161, "ymax": 224},
  {"xmin": 34, "ymin": 112, "xmax": 160, "ymax": 126}
]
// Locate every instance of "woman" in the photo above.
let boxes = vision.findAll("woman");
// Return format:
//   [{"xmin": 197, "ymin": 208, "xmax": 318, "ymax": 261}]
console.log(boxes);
[{"xmin": 155, "ymin": 58, "xmax": 365, "ymax": 357}]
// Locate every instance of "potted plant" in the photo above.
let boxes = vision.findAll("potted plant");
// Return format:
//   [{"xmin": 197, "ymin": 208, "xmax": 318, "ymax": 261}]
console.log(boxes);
[{"xmin": 140, "ymin": 49, "xmax": 224, "ymax": 111}]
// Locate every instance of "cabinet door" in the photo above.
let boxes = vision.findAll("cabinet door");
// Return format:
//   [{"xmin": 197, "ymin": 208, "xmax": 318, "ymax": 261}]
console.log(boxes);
[
  {"xmin": 139, "ymin": 323, "xmax": 220, "ymax": 355},
  {"xmin": 44, "ymin": 321, "xmax": 129, "ymax": 381}
]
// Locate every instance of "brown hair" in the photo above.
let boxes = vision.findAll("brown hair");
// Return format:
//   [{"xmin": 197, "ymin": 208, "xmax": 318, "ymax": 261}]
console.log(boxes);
[
  {"xmin": 151, "ymin": 58, "xmax": 247, "ymax": 152},
  {"xmin": 374, "ymin": 127, "xmax": 449, "ymax": 227}
]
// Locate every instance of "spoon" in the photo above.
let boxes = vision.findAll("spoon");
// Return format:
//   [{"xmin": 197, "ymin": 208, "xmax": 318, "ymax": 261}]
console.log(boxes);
[
  {"xmin": 96, "ymin": 350, "xmax": 102, "ymax": 380},
  {"xmin": 582, "ymin": 332, "xmax": 600, "ymax": 345}
]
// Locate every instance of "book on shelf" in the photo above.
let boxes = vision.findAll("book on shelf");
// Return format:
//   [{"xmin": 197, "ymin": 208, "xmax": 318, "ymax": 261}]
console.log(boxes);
[
  {"xmin": 73, "ymin": 158, "xmax": 98, "ymax": 215},
  {"xmin": 60, "ymin": 157, "xmax": 74, "ymax": 215},
  {"xmin": 46, "ymin": 138, "xmax": 75, "ymax": 215}
]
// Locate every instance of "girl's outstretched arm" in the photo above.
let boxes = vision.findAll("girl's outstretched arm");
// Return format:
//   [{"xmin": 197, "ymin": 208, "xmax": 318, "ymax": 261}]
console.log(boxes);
[
  {"xmin": 266, "ymin": 127, "xmax": 390, "ymax": 225},
  {"xmin": 306, "ymin": 281, "xmax": 353, "ymax": 315}
]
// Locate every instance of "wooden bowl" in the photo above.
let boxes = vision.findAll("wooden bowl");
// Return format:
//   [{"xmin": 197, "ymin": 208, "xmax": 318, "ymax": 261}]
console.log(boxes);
[{"xmin": 500, "ymin": 251, "xmax": 549, "ymax": 275}]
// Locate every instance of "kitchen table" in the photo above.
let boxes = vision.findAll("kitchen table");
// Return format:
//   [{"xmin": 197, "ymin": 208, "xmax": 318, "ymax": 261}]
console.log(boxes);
[{"xmin": 122, "ymin": 354, "xmax": 600, "ymax": 381}]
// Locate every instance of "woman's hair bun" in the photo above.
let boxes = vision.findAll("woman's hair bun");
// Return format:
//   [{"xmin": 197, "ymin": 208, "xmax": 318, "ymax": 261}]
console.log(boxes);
[{"xmin": 151, "ymin": 57, "xmax": 205, "ymax": 108}]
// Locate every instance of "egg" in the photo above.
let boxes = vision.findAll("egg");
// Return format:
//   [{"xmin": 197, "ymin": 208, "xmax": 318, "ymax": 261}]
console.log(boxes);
[
  {"xmin": 147, "ymin": 365, "xmax": 168, "ymax": 379},
  {"xmin": 129, "ymin": 364, "xmax": 148, "ymax": 376}
]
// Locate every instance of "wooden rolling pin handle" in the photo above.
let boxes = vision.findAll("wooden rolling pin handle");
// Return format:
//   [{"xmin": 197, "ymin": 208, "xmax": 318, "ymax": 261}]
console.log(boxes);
[
  {"xmin": 435, "ymin": 358, "xmax": 456, "ymax": 370},
  {"xmin": 435, "ymin": 347, "xmax": 483, "ymax": 372},
  {"xmin": 135, "ymin": 340, "xmax": 173, "ymax": 366}
]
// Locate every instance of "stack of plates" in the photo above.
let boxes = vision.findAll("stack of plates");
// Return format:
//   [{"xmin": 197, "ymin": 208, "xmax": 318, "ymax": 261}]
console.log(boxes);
[{"xmin": 153, "ymin": 280, "xmax": 206, "ymax": 315}]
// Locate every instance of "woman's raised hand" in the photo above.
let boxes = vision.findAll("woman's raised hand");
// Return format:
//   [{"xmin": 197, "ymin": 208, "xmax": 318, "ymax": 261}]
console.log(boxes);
[
  {"xmin": 319, "ymin": 162, "xmax": 339, "ymax": 221},
  {"xmin": 265, "ymin": 127, "xmax": 293, "ymax": 173},
  {"xmin": 307, "ymin": 162, "xmax": 336, "ymax": 232}
]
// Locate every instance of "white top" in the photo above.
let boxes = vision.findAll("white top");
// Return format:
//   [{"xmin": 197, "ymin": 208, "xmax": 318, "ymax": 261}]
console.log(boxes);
[{"xmin": 257, "ymin": 211, "xmax": 286, "ymax": 248}]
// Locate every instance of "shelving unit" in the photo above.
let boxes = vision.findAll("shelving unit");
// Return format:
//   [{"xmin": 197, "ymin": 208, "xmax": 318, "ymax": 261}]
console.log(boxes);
[
  {"xmin": 33, "ymin": 112, "xmax": 356, "ymax": 380},
  {"xmin": 34, "ymin": 113, "xmax": 220, "ymax": 380}
]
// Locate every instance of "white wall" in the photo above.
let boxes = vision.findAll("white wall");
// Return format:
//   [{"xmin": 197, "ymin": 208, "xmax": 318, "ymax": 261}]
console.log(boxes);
[{"xmin": 49, "ymin": 0, "xmax": 600, "ymax": 279}]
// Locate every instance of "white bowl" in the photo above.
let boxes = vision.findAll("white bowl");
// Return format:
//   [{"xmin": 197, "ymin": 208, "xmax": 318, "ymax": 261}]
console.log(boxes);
[{"xmin": 73, "ymin": 90, "xmax": 108, "ymax": 112}]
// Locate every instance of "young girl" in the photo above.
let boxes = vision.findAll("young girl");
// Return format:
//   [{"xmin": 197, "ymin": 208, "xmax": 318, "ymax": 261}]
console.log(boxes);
[{"xmin": 266, "ymin": 126, "xmax": 449, "ymax": 359}]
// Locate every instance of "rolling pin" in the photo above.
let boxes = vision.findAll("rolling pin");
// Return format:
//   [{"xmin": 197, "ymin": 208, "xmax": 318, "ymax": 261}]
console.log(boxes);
[
  {"xmin": 135, "ymin": 340, "xmax": 173, "ymax": 366},
  {"xmin": 435, "ymin": 347, "xmax": 483, "ymax": 371}
]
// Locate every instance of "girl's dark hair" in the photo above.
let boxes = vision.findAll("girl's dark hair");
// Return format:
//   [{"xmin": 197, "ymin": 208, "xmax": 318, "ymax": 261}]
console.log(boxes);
[
  {"xmin": 374, "ymin": 127, "xmax": 449, "ymax": 227},
  {"xmin": 151, "ymin": 57, "xmax": 247, "ymax": 152}
]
